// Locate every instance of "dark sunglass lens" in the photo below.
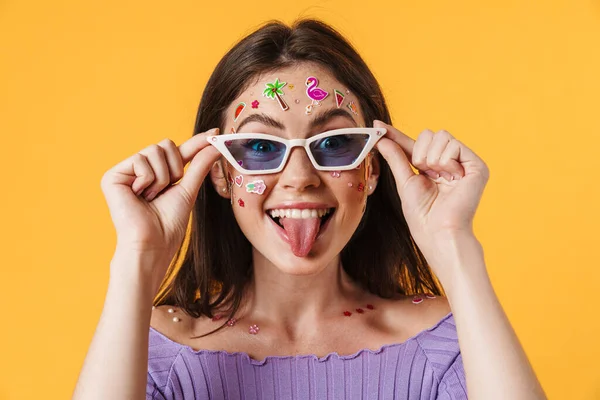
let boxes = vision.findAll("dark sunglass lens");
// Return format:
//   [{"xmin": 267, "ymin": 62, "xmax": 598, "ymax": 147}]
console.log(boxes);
[
  {"xmin": 226, "ymin": 138, "xmax": 286, "ymax": 170},
  {"xmin": 309, "ymin": 134, "xmax": 369, "ymax": 167}
]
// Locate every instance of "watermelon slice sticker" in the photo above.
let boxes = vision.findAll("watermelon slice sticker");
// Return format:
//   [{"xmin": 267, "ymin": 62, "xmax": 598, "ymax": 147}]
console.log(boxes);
[
  {"xmin": 334, "ymin": 89, "xmax": 345, "ymax": 108},
  {"xmin": 233, "ymin": 102, "xmax": 246, "ymax": 122}
]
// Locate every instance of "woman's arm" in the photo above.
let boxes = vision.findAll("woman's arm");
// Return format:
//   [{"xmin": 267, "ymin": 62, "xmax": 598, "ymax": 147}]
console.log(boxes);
[
  {"xmin": 72, "ymin": 249, "xmax": 162, "ymax": 400},
  {"xmin": 440, "ymin": 232, "xmax": 547, "ymax": 400}
]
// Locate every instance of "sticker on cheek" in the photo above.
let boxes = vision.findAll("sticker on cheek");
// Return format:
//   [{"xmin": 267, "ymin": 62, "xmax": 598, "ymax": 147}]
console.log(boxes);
[
  {"xmin": 331, "ymin": 171, "xmax": 341, "ymax": 178},
  {"xmin": 246, "ymin": 179, "xmax": 266, "ymax": 195},
  {"xmin": 238, "ymin": 198, "xmax": 245, "ymax": 207},
  {"xmin": 357, "ymin": 183, "xmax": 365, "ymax": 192},
  {"xmin": 234, "ymin": 175, "xmax": 243, "ymax": 187}
]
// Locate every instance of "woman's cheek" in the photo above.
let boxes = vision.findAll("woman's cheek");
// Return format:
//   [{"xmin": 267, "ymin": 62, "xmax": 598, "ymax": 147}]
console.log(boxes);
[{"xmin": 228, "ymin": 170, "xmax": 273, "ymax": 212}]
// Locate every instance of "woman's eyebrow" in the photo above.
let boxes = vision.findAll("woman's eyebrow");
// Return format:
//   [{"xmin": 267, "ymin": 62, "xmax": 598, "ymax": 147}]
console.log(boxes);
[
  {"xmin": 310, "ymin": 108, "xmax": 357, "ymax": 129},
  {"xmin": 236, "ymin": 113, "xmax": 285, "ymax": 132},
  {"xmin": 234, "ymin": 107, "xmax": 357, "ymax": 132}
]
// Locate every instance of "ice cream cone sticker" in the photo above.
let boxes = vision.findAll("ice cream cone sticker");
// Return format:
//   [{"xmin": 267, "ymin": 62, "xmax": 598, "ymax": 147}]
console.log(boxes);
[{"xmin": 263, "ymin": 78, "xmax": 289, "ymax": 111}]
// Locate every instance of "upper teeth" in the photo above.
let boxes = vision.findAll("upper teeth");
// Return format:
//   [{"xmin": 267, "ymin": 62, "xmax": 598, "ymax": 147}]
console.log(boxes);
[{"xmin": 269, "ymin": 208, "xmax": 331, "ymax": 219}]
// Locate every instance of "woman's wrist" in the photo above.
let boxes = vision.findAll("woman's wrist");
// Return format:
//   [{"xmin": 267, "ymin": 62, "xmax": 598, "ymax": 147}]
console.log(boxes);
[{"xmin": 109, "ymin": 246, "xmax": 170, "ymax": 302}]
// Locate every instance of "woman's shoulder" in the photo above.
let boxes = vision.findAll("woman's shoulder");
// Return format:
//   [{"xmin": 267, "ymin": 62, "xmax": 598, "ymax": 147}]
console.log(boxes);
[{"xmin": 378, "ymin": 293, "xmax": 453, "ymax": 339}]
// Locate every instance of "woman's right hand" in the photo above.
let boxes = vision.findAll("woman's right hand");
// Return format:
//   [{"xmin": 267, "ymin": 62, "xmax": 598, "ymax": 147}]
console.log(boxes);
[{"xmin": 100, "ymin": 127, "xmax": 221, "ymax": 280}]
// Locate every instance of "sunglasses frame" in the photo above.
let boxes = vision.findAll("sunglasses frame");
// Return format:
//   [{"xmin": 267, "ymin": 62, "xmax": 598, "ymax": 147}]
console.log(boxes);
[{"xmin": 206, "ymin": 127, "xmax": 387, "ymax": 175}]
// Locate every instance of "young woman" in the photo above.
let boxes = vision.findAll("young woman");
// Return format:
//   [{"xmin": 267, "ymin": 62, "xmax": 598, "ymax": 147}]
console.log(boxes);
[{"xmin": 73, "ymin": 19, "xmax": 546, "ymax": 400}]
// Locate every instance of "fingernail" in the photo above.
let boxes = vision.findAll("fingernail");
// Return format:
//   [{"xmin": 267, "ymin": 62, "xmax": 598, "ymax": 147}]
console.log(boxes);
[
  {"xmin": 424, "ymin": 170, "xmax": 439, "ymax": 179},
  {"xmin": 145, "ymin": 191, "xmax": 156, "ymax": 201},
  {"xmin": 439, "ymin": 171, "xmax": 453, "ymax": 181}
]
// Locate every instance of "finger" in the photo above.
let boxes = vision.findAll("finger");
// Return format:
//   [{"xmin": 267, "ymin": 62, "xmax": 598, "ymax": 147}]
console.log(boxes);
[
  {"xmin": 411, "ymin": 129, "xmax": 435, "ymax": 173},
  {"xmin": 138, "ymin": 144, "xmax": 170, "ymax": 200},
  {"xmin": 102, "ymin": 152, "xmax": 155, "ymax": 195},
  {"xmin": 373, "ymin": 120, "xmax": 416, "ymax": 160},
  {"xmin": 438, "ymin": 138, "xmax": 465, "ymax": 179},
  {"xmin": 436, "ymin": 129, "xmax": 482, "ymax": 166},
  {"xmin": 178, "ymin": 127, "xmax": 220, "ymax": 165},
  {"xmin": 177, "ymin": 144, "xmax": 221, "ymax": 202},
  {"xmin": 159, "ymin": 138, "xmax": 185, "ymax": 183},
  {"xmin": 426, "ymin": 130, "xmax": 452, "ymax": 170},
  {"xmin": 374, "ymin": 136, "xmax": 416, "ymax": 191}
]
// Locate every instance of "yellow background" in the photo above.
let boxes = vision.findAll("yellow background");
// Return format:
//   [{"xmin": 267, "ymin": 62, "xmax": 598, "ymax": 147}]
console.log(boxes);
[{"xmin": 1, "ymin": 0, "xmax": 598, "ymax": 398}]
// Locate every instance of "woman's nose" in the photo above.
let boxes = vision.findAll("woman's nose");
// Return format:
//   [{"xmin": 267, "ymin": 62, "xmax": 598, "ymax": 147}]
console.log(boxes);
[{"xmin": 277, "ymin": 147, "xmax": 321, "ymax": 191}]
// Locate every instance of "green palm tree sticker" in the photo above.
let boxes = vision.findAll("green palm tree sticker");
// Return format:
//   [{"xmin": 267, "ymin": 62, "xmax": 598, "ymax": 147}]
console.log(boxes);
[{"xmin": 262, "ymin": 78, "xmax": 289, "ymax": 111}]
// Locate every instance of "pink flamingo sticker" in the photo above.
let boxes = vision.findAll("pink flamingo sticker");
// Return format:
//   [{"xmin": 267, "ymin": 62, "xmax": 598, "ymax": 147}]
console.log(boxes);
[{"xmin": 305, "ymin": 76, "xmax": 329, "ymax": 114}]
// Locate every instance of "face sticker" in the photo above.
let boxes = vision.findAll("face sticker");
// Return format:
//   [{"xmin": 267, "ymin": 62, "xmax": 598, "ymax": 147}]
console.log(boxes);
[
  {"xmin": 305, "ymin": 104, "xmax": 314, "ymax": 115},
  {"xmin": 246, "ymin": 179, "xmax": 266, "ymax": 195},
  {"xmin": 357, "ymin": 183, "xmax": 365, "ymax": 192},
  {"xmin": 231, "ymin": 126, "xmax": 236, "ymax": 134},
  {"xmin": 251, "ymin": 100, "xmax": 259, "ymax": 109},
  {"xmin": 234, "ymin": 175, "xmax": 243, "ymax": 187},
  {"xmin": 347, "ymin": 100, "xmax": 359, "ymax": 116},
  {"xmin": 233, "ymin": 102, "xmax": 246, "ymax": 122},
  {"xmin": 288, "ymin": 84, "xmax": 295, "ymax": 90},
  {"xmin": 331, "ymin": 171, "xmax": 341, "ymax": 178},
  {"xmin": 263, "ymin": 78, "xmax": 289, "ymax": 111},
  {"xmin": 237, "ymin": 198, "xmax": 245, "ymax": 207},
  {"xmin": 305, "ymin": 76, "xmax": 329, "ymax": 106},
  {"xmin": 334, "ymin": 89, "xmax": 345, "ymax": 108}
]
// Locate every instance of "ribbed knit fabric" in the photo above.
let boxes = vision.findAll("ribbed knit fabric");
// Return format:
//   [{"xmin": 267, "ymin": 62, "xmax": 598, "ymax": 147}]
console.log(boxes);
[{"xmin": 147, "ymin": 311, "xmax": 467, "ymax": 399}]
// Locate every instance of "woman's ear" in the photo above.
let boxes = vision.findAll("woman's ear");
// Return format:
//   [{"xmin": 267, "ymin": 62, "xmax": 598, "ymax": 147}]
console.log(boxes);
[
  {"xmin": 366, "ymin": 152, "xmax": 380, "ymax": 195},
  {"xmin": 209, "ymin": 158, "xmax": 231, "ymax": 199}
]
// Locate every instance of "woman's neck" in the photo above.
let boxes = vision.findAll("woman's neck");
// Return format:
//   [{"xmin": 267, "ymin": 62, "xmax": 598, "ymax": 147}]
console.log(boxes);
[{"xmin": 239, "ymin": 251, "xmax": 367, "ymax": 335}]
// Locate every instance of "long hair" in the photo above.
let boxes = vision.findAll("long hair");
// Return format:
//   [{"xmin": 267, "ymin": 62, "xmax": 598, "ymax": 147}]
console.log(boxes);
[{"xmin": 154, "ymin": 19, "xmax": 444, "ymax": 338}]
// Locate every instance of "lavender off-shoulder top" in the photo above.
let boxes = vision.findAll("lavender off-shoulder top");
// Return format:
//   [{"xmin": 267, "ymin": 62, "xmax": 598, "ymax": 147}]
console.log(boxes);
[{"xmin": 147, "ymin": 311, "xmax": 467, "ymax": 399}]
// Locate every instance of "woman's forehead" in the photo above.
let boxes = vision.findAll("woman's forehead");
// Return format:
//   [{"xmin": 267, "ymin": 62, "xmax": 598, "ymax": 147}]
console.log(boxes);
[{"xmin": 225, "ymin": 67, "xmax": 364, "ymax": 133}]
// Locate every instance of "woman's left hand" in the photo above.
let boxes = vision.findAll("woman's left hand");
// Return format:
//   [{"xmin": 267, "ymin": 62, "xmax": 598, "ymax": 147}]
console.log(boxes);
[{"xmin": 373, "ymin": 120, "xmax": 489, "ymax": 270}]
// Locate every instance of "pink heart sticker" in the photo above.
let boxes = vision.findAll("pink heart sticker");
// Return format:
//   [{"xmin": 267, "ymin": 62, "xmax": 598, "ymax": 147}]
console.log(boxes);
[{"xmin": 234, "ymin": 175, "xmax": 243, "ymax": 187}]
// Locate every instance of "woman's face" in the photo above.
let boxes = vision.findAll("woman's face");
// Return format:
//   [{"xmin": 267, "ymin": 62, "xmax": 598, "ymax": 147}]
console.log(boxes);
[{"xmin": 211, "ymin": 64, "xmax": 379, "ymax": 275}]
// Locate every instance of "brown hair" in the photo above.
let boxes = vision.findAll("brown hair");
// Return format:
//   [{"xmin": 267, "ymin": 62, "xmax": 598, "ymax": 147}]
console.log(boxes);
[{"xmin": 154, "ymin": 19, "xmax": 444, "ymax": 338}]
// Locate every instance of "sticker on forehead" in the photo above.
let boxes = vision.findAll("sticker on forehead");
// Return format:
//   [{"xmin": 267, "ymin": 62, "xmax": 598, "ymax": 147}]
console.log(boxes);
[
  {"xmin": 246, "ymin": 179, "xmax": 266, "ymax": 195},
  {"xmin": 233, "ymin": 102, "xmax": 246, "ymax": 122},
  {"xmin": 231, "ymin": 126, "xmax": 237, "ymax": 134},
  {"xmin": 305, "ymin": 76, "xmax": 329, "ymax": 106},
  {"xmin": 334, "ymin": 89, "xmax": 345, "ymax": 108},
  {"xmin": 263, "ymin": 78, "xmax": 289, "ymax": 111},
  {"xmin": 347, "ymin": 100, "xmax": 359, "ymax": 116},
  {"xmin": 251, "ymin": 100, "xmax": 259, "ymax": 109}
]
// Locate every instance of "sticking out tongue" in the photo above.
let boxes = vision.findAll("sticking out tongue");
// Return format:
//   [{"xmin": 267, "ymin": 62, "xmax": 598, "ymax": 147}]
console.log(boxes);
[{"xmin": 280, "ymin": 217, "xmax": 321, "ymax": 257}]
